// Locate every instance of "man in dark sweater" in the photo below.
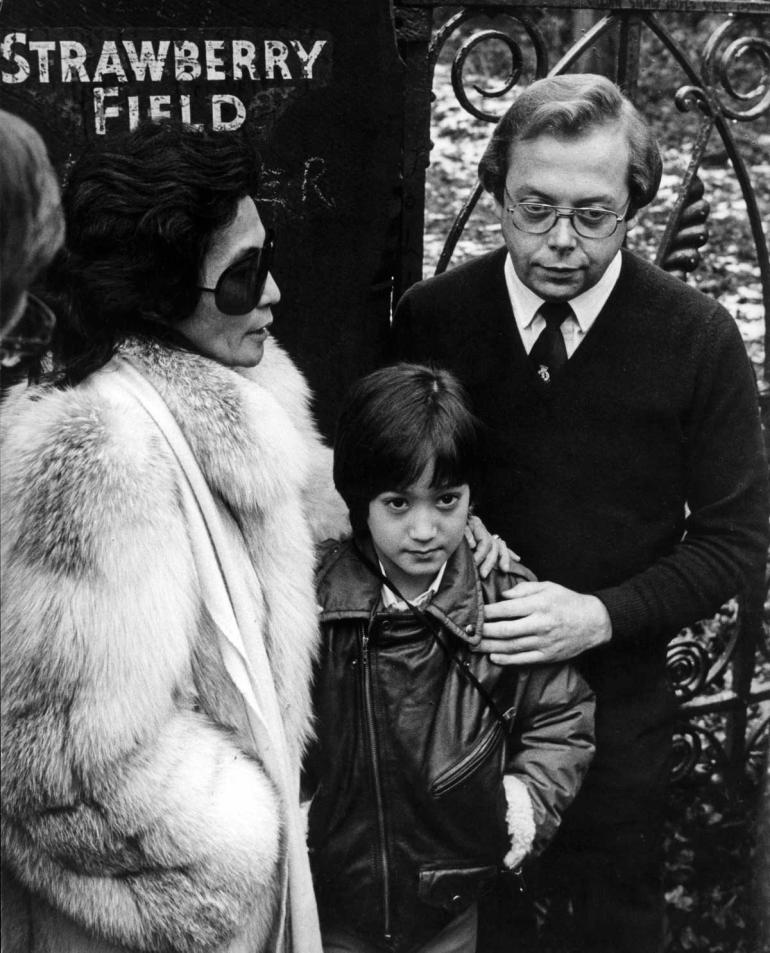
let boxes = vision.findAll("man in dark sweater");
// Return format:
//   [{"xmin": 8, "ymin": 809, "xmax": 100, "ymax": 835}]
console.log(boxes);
[{"xmin": 390, "ymin": 73, "xmax": 768, "ymax": 953}]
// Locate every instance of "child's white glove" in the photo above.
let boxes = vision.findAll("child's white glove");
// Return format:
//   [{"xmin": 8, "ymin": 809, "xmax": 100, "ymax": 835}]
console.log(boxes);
[{"xmin": 502, "ymin": 775, "xmax": 536, "ymax": 870}]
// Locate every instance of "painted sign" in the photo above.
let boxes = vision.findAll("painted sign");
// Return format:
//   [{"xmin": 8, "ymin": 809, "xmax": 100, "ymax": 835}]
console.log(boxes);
[
  {"xmin": 3, "ymin": 29, "xmax": 331, "ymax": 134},
  {"xmin": 0, "ymin": 0, "xmax": 403, "ymax": 435}
]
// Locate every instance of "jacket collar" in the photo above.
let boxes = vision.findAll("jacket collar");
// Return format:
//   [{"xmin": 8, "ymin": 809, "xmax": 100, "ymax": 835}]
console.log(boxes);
[
  {"xmin": 115, "ymin": 337, "xmax": 311, "ymax": 520},
  {"xmin": 317, "ymin": 537, "xmax": 484, "ymax": 646}
]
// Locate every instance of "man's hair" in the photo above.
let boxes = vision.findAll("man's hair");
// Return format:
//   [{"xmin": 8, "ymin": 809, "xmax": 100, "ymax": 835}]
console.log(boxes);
[
  {"xmin": 334, "ymin": 362, "xmax": 482, "ymax": 537},
  {"xmin": 0, "ymin": 110, "xmax": 64, "ymax": 328},
  {"xmin": 50, "ymin": 119, "xmax": 261, "ymax": 385},
  {"xmin": 478, "ymin": 73, "xmax": 662, "ymax": 215}
]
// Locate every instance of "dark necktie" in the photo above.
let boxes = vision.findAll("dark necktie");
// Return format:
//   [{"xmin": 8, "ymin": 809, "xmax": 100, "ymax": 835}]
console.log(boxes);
[{"xmin": 529, "ymin": 300, "xmax": 573, "ymax": 385}]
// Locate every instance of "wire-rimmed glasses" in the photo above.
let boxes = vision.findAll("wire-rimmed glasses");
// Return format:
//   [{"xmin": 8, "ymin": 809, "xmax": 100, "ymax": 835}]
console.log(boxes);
[{"xmin": 505, "ymin": 194, "xmax": 630, "ymax": 239}]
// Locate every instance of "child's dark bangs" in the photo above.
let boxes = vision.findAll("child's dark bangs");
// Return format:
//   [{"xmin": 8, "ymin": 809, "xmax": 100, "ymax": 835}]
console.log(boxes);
[
  {"xmin": 385, "ymin": 432, "xmax": 436, "ymax": 491},
  {"xmin": 427, "ymin": 416, "xmax": 476, "ymax": 490},
  {"xmin": 429, "ymin": 445, "xmax": 471, "ymax": 490}
]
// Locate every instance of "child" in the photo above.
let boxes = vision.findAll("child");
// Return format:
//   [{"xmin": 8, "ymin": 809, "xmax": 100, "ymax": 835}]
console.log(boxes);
[{"xmin": 305, "ymin": 363, "xmax": 595, "ymax": 953}]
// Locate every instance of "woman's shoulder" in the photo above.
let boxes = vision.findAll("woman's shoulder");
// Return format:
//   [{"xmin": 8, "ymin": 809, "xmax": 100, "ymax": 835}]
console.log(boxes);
[
  {"xmin": 1, "ymin": 376, "xmax": 178, "ymax": 549},
  {"xmin": 4, "ymin": 374, "xmax": 168, "ymax": 471}
]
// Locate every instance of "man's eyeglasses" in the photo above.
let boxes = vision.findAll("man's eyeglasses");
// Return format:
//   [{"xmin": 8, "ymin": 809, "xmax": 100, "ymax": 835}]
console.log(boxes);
[
  {"xmin": 505, "ymin": 196, "xmax": 629, "ymax": 239},
  {"xmin": 198, "ymin": 228, "xmax": 276, "ymax": 316}
]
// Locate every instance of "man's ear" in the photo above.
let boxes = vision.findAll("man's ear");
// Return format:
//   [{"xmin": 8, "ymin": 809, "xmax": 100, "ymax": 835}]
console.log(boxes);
[{"xmin": 491, "ymin": 195, "xmax": 505, "ymax": 219}]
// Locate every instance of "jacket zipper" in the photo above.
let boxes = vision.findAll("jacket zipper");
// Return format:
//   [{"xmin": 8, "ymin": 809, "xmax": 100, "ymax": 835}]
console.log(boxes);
[
  {"xmin": 360, "ymin": 627, "xmax": 392, "ymax": 943},
  {"xmin": 430, "ymin": 720, "xmax": 504, "ymax": 797}
]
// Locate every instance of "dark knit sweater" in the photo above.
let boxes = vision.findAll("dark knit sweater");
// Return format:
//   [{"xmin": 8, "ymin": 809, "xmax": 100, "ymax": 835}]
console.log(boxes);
[{"xmin": 392, "ymin": 248, "xmax": 768, "ymax": 672}]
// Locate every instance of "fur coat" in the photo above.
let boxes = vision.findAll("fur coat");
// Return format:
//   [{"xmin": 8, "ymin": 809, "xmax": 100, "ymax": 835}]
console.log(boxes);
[{"xmin": 0, "ymin": 337, "xmax": 349, "ymax": 953}]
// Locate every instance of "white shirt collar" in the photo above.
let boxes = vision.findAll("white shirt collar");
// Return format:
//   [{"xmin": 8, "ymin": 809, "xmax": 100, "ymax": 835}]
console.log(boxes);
[
  {"xmin": 379, "ymin": 559, "xmax": 447, "ymax": 610},
  {"xmin": 504, "ymin": 250, "xmax": 622, "ymax": 334}
]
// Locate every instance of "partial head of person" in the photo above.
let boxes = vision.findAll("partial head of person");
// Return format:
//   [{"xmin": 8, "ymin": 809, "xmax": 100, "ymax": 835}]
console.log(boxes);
[
  {"xmin": 0, "ymin": 109, "xmax": 65, "ymax": 365},
  {"xmin": 52, "ymin": 119, "xmax": 279, "ymax": 385},
  {"xmin": 334, "ymin": 363, "xmax": 482, "ymax": 598},
  {"xmin": 479, "ymin": 73, "xmax": 662, "ymax": 302}
]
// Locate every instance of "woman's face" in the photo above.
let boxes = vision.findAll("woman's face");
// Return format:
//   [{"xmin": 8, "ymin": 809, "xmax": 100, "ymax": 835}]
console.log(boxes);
[{"xmin": 176, "ymin": 197, "xmax": 280, "ymax": 368}]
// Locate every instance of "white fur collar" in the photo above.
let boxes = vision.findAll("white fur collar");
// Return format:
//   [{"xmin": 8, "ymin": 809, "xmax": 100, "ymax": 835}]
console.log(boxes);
[{"xmin": 117, "ymin": 338, "xmax": 311, "ymax": 521}]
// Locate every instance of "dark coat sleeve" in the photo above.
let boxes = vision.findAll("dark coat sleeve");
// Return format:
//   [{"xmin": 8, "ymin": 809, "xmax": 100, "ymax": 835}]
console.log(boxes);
[
  {"xmin": 484, "ymin": 566, "xmax": 595, "ymax": 856},
  {"xmin": 506, "ymin": 663, "xmax": 595, "ymax": 855}
]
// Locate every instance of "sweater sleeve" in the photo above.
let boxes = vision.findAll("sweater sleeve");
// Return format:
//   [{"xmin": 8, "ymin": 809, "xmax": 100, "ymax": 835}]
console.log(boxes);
[
  {"xmin": 0, "ymin": 389, "xmax": 281, "ymax": 953},
  {"xmin": 594, "ymin": 308, "xmax": 769, "ymax": 649}
]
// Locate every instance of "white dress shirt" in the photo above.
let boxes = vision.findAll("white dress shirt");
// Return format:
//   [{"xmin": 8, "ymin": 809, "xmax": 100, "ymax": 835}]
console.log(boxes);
[
  {"xmin": 379, "ymin": 559, "xmax": 447, "ymax": 610},
  {"xmin": 503, "ymin": 251, "xmax": 623, "ymax": 357}
]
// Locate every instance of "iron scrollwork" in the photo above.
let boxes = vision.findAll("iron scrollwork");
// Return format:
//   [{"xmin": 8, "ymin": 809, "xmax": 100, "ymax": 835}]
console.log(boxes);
[
  {"xmin": 670, "ymin": 722, "xmax": 731, "ymax": 784},
  {"xmin": 667, "ymin": 638, "xmax": 711, "ymax": 702},
  {"xmin": 666, "ymin": 601, "xmax": 741, "ymax": 702},
  {"xmin": 657, "ymin": 170, "xmax": 711, "ymax": 279},
  {"xmin": 427, "ymin": 8, "xmax": 551, "ymax": 270},
  {"xmin": 450, "ymin": 29, "xmax": 523, "ymax": 121},
  {"xmin": 647, "ymin": 13, "xmax": 770, "ymax": 376},
  {"xmin": 428, "ymin": 8, "xmax": 548, "ymax": 123},
  {"xmin": 701, "ymin": 17, "xmax": 770, "ymax": 122}
]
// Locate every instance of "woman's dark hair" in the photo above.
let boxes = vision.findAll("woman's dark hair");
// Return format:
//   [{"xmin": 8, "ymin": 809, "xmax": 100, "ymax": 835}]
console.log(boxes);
[
  {"xmin": 333, "ymin": 363, "xmax": 482, "ymax": 537},
  {"xmin": 49, "ymin": 119, "xmax": 261, "ymax": 385},
  {"xmin": 478, "ymin": 73, "xmax": 662, "ymax": 217}
]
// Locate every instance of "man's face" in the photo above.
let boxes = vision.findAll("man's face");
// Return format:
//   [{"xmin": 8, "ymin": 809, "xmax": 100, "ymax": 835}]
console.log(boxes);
[{"xmin": 493, "ymin": 123, "xmax": 631, "ymax": 301}]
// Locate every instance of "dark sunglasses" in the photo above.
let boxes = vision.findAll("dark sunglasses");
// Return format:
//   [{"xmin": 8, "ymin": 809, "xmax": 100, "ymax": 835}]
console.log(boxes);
[{"xmin": 198, "ymin": 228, "xmax": 276, "ymax": 316}]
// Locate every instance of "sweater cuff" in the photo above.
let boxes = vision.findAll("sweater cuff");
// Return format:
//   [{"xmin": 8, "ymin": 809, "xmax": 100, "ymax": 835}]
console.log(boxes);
[
  {"xmin": 502, "ymin": 775, "xmax": 536, "ymax": 870},
  {"xmin": 593, "ymin": 584, "xmax": 647, "ymax": 648}
]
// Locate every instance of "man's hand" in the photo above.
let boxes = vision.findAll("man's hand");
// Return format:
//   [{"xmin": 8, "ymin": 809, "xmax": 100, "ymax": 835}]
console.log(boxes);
[
  {"xmin": 478, "ymin": 581, "xmax": 612, "ymax": 665},
  {"xmin": 465, "ymin": 513, "xmax": 519, "ymax": 579}
]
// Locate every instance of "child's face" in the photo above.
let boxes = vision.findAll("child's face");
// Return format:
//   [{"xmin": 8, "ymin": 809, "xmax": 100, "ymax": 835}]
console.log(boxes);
[{"xmin": 367, "ymin": 460, "xmax": 470, "ymax": 600}]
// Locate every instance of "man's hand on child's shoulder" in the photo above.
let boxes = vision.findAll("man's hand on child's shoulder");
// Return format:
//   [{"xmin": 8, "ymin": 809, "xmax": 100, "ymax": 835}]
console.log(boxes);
[
  {"xmin": 478, "ymin": 581, "xmax": 613, "ymax": 665},
  {"xmin": 465, "ymin": 513, "xmax": 520, "ymax": 578}
]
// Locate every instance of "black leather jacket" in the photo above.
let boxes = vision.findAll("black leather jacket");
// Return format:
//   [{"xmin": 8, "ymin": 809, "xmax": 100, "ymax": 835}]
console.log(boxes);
[{"xmin": 306, "ymin": 538, "xmax": 595, "ymax": 953}]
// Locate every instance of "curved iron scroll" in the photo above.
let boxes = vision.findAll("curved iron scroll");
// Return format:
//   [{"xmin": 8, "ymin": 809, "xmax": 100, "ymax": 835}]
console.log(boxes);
[
  {"xmin": 666, "ymin": 603, "xmax": 741, "ymax": 703},
  {"xmin": 670, "ymin": 721, "xmax": 732, "ymax": 784},
  {"xmin": 428, "ymin": 7, "xmax": 549, "ymax": 95},
  {"xmin": 670, "ymin": 725, "xmax": 703, "ymax": 782},
  {"xmin": 634, "ymin": 14, "xmax": 770, "ymax": 379}
]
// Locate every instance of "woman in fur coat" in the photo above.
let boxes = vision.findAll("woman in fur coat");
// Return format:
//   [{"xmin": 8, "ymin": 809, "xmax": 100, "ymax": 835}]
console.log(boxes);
[{"xmin": 1, "ymin": 121, "xmax": 348, "ymax": 953}]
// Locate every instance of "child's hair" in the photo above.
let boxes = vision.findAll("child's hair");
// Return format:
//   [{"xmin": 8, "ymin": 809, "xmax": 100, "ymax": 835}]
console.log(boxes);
[{"xmin": 333, "ymin": 362, "xmax": 482, "ymax": 537}]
